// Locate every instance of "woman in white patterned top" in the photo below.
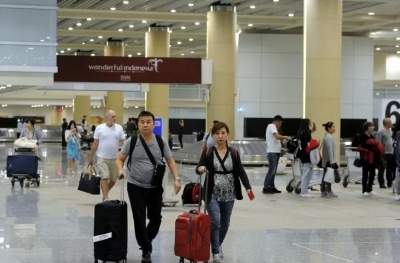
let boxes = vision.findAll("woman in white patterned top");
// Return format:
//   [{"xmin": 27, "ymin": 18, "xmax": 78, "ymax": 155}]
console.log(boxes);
[{"xmin": 196, "ymin": 122, "xmax": 252, "ymax": 263}]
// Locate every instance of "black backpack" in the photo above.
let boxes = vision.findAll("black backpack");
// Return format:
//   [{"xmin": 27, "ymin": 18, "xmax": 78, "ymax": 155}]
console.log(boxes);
[
  {"xmin": 126, "ymin": 135, "xmax": 164, "ymax": 170},
  {"xmin": 286, "ymin": 138, "xmax": 300, "ymax": 154}
]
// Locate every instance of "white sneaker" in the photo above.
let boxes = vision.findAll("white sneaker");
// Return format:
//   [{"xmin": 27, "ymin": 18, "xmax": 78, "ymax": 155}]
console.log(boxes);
[
  {"xmin": 213, "ymin": 253, "xmax": 222, "ymax": 263},
  {"xmin": 219, "ymin": 246, "xmax": 224, "ymax": 259},
  {"xmin": 300, "ymin": 193, "xmax": 314, "ymax": 198},
  {"xmin": 395, "ymin": 195, "xmax": 400, "ymax": 201},
  {"xmin": 363, "ymin": 192, "xmax": 370, "ymax": 196},
  {"xmin": 368, "ymin": 191, "xmax": 377, "ymax": 195}
]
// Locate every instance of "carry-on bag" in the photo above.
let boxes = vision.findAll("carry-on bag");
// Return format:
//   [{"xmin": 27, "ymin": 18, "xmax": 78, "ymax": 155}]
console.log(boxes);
[
  {"xmin": 174, "ymin": 173, "xmax": 211, "ymax": 263},
  {"xmin": 94, "ymin": 179, "xmax": 128, "ymax": 263},
  {"xmin": 78, "ymin": 165, "xmax": 101, "ymax": 195},
  {"xmin": 181, "ymin": 182, "xmax": 202, "ymax": 205},
  {"xmin": 6, "ymin": 155, "xmax": 39, "ymax": 178}
]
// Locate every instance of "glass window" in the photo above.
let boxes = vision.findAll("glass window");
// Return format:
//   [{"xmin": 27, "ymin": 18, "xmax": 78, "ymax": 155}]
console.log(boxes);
[
  {"xmin": 0, "ymin": 45, "xmax": 56, "ymax": 67},
  {"xmin": 0, "ymin": 8, "xmax": 56, "ymax": 42}
]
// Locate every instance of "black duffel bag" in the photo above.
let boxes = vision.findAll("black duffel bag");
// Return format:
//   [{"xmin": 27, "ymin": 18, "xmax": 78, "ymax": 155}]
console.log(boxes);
[{"xmin": 78, "ymin": 165, "xmax": 101, "ymax": 195}]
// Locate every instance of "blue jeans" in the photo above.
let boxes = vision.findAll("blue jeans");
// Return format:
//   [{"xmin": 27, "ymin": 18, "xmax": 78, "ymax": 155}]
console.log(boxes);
[
  {"xmin": 207, "ymin": 198, "xmax": 235, "ymax": 255},
  {"xmin": 264, "ymin": 153, "xmax": 280, "ymax": 189}
]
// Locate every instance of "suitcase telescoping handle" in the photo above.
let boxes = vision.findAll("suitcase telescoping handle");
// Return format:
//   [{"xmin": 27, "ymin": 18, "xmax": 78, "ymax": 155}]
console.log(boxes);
[
  {"xmin": 198, "ymin": 172, "xmax": 209, "ymax": 214},
  {"xmin": 120, "ymin": 178, "xmax": 125, "ymax": 202}
]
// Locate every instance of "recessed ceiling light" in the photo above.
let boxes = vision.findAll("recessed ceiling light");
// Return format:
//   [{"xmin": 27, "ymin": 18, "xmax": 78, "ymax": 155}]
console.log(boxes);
[
  {"xmin": 368, "ymin": 12, "xmax": 375, "ymax": 15},
  {"xmin": 181, "ymin": 26, "xmax": 186, "ymax": 30},
  {"xmin": 376, "ymin": 47, "xmax": 380, "ymax": 51},
  {"xmin": 288, "ymin": 13, "xmax": 294, "ymax": 17},
  {"xmin": 168, "ymin": 29, "xmax": 173, "ymax": 33},
  {"xmin": 396, "ymin": 45, "xmax": 399, "ymax": 48},
  {"xmin": 123, "ymin": 0, "xmax": 129, "ymax": 4},
  {"xmin": 47, "ymin": 37, "xmax": 51, "ymax": 39},
  {"xmin": 190, "ymin": 51, "xmax": 195, "ymax": 54},
  {"xmin": 68, "ymin": 27, "xmax": 73, "ymax": 30},
  {"xmin": 118, "ymin": 29, "xmax": 123, "ymax": 32},
  {"xmin": 129, "ymin": 25, "xmax": 134, "ymax": 28},
  {"xmin": 98, "ymin": 36, "xmax": 103, "ymax": 39},
  {"xmin": 250, "ymin": 5, "xmax": 256, "ymax": 9},
  {"xmin": 6, "ymin": 85, "xmax": 12, "ymax": 87},
  {"xmin": 177, "ymin": 41, "xmax": 182, "ymax": 44},
  {"xmin": 67, "ymin": 48, "xmax": 71, "ymax": 51},
  {"xmin": 396, "ymin": 85, "xmax": 399, "ymax": 87},
  {"xmin": 397, "ymin": 37, "xmax": 400, "ymax": 40},
  {"xmin": 134, "ymin": 40, "xmax": 137, "ymax": 42},
  {"xmin": 181, "ymin": 54, "xmax": 185, "ymax": 56},
  {"xmin": 189, "ymin": 38, "xmax": 193, "ymax": 41},
  {"xmin": 397, "ymin": 51, "xmax": 400, "ymax": 54},
  {"xmin": 77, "ymin": 23, "xmax": 82, "ymax": 26},
  {"xmin": 188, "ymin": 3, "xmax": 194, "ymax": 6},
  {"xmin": 90, "ymin": 39, "xmax": 94, "ymax": 42},
  {"xmin": 248, "ymin": 24, "xmax": 253, "ymax": 27},
  {"xmin": 135, "ymin": 106, "xmax": 139, "ymax": 109},
  {"xmin": 40, "ymin": 39, "xmax": 44, "ymax": 42},
  {"xmin": 82, "ymin": 42, "xmax": 85, "ymax": 45},
  {"xmin": 87, "ymin": 18, "xmax": 92, "ymax": 21},
  {"xmin": 394, "ymin": 28, "xmax": 399, "ymax": 32},
  {"xmin": 169, "ymin": 44, "xmax": 171, "ymax": 47},
  {"xmin": 142, "ymin": 20, "xmax": 147, "ymax": 23},
  {"xmin": 91, "ymin": 54, "xmax": 95, "ymax": 56},
  {"xmin": 137, "ymin": 52, "xmax": 141, "ymax": 55},
  {"xmin": 128, "ymin": 54, "xmax": 132, "ymax": 57},
  {"xmin": 171, "ymin": 9, "xmax": 176, "ymax": 13},
  {"xmin": 60, "ymin": 50, "xmax": 65, "ymax": 53},
  {"xmin": 273, "ymin": 0, "xmax": 279, "ymax": 2},
  {"xmin": 376, "ymin": 93, "xmax": 380, "ymax": 95},
  {"xmin": 56, "ymin": 52, "xmax": 59, "ymax": 55},
  {"xmin": 195, "ymin": 22, "xmax": 200, "ymax": 25},
  {"xmin": 110, "ymin": 7, "xmax": 116, "ymax": 10}
]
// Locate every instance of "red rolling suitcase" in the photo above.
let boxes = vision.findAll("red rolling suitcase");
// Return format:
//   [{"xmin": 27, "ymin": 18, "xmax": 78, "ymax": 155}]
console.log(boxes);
[{"xmin": 174, "ymin": 174, "xmax": 211, "ymax": 263}]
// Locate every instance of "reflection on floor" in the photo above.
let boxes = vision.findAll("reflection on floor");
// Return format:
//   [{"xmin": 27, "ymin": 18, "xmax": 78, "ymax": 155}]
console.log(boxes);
[{"xmin": 0, "ymin": 143, "xmax": 399, "ymax": 263}]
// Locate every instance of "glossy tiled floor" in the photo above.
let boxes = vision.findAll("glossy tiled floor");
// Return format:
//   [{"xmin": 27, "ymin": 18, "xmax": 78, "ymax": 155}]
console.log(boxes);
[{"xmin": 0, "ymin": 143, "xmax": 399, "ymax": 263}]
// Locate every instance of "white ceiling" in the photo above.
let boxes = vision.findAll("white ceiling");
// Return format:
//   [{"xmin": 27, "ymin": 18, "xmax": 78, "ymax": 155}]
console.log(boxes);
[{"xmin": 56, "ymin": 0, "xmax": 400, "ymax": 57}]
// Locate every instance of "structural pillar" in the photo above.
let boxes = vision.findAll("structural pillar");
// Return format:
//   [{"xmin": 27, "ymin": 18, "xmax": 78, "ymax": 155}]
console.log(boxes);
[
  {"xmin": 73, "ymin": 95, "xmax": 91, "ymax": 125},
  {"xmin": 145, "ymin": 26, "xmax": 170, "ymax": 132},
  {"xmin": 50, "ymin": 107, "xmax": 66, "ymax": 125},
  {"xmin": 206, "ymin": 4, "xmax": 236, "ymax": 139},
  {"xmin": 104, "ymin": 39, "xmax": 124, "ymax": 125},
  {"xmin": 304, "ymin": 0, "xmax": 342, "ymax": 162}
]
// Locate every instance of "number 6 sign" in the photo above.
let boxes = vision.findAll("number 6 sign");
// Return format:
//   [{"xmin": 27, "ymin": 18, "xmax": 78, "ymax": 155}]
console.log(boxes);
[{"xmin": 383, "ymin": 99, "xmax": 400, "ymax": 125}]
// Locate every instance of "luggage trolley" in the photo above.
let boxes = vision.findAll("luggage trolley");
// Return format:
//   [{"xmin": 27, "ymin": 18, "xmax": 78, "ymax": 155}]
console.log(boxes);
[
  {"xmin": 286, "ymin": 159, "xmax": 324, "ymax": 194},
  {"xmin": 342, "ymin": 146, "xmax": 363, "ymax": 188},
  {"xmin": 6, "ymin": 147, "xmax": 41, "ymax": 188}
]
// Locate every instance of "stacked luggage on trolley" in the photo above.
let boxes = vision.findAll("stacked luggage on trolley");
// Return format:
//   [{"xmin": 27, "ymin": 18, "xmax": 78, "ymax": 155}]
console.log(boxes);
[{"xmin": 6, "ymin": 147, "xmax": 40, "ymax": 188}]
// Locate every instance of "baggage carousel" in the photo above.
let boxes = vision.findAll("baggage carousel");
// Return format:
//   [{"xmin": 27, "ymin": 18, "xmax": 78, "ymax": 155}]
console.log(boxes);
[{"xmin": 173, "ymin": 140, "xmax": 269, "ymax": 166}]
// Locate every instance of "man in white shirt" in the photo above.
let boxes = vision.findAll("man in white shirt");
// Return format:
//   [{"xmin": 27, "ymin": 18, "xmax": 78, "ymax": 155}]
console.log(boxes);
[
  {"xmin": 263, "ymin": 115, "xmax": 291, "ymax": 194},
  {"xmin": 89, "ymin": 110, "xmax": 125, "ymax": 201}
]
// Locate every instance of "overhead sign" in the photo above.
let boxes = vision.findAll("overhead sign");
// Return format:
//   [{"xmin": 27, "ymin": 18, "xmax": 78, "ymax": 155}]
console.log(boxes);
[
  {"xmin": 54, "ymin": 56, "xmax": 202, "ymax": 84},
  {"xmin": 382, "ymin": 99, "xmax": 400, "ymax": 124}
]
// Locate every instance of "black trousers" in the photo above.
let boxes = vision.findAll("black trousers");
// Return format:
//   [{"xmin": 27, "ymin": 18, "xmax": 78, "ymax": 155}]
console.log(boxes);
[
  {"xmin": 362, "ymin": 164, "xmax": 376, "ymax": 193},
  {"xmin": 321, "ymin": 162, "xmax": 332, "ymax": 193},
  {"xmin": 378, "ymin": 154, "xmax": 394, "ymax": 186},
  {"xmin": 16, "ymin": 132, "xmax": 20, "ymax": 139},
  {"xmin": 127, "ymin": 183, "xmax": 163, "ymax": 253},
  {"xmin": 61, "ymin": 134, "xmax": 67, "ymax": 148},
  {"xmin": 178, "ymin": 135, "xmax": 183, "ymax": 148}
]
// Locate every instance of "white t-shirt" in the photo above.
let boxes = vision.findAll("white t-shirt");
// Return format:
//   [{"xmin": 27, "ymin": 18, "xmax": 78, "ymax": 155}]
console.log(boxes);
[
  {"xmin": 94, "ymin": 123, "xmax": 125, "ymax": 159},
  {"xmin": 266, "ymin": 123, "xmax": 281, "ymax": 153}
]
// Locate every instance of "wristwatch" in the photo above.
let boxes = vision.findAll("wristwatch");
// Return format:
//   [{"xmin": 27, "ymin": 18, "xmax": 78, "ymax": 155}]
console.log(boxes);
[{"xmin": 174, "ymin": 177, "xmax": 181, "ymax": 181}]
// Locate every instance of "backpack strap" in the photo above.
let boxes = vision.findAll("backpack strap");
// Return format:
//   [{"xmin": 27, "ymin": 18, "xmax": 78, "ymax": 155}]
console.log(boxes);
[
  {"xmin": 126, "ymin": 136, "xmax": 138, "ymax": 171},
  {"xmin": 205, "ymin": 133, "xmax": 210, "ymax": 141}
]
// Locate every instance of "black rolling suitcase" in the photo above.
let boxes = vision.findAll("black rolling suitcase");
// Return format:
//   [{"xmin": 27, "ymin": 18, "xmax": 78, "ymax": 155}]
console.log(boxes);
[{"xmin": 94, "ymin": 180, "xmax": 128, "ymax": 263}]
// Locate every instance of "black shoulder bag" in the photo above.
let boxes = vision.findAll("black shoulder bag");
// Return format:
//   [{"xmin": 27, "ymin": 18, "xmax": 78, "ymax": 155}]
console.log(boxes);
[{"xmin": 139, "ymin": 135, "xmax": 166, "ymax": 186}]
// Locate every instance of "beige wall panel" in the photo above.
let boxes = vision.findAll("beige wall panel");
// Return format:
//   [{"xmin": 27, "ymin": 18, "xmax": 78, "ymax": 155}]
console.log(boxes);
[{"xmin": 73, "ymin": 95, "xmax": 91, "ymax": 125}]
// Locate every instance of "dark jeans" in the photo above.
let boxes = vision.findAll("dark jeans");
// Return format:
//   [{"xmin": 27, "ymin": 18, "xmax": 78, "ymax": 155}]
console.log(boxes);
[
  {"xmin": 321, "ymin": 162, "xmax": 332, "ymax": 193},
  {"xmin": 264, "ymin": 153, "xmax": 280, "ymax": 189},
  {"xmin": 207, "ymin": 198, "xmax": 235, "ymax": 255},
  {"xmin": 16, "ymin": 132, "xmax": 20, "ymax": 139},
  {"xmin": 127, "ymin": 183, "xmax": 163, "ymax": 253},
  {"xmin": 378, "ymin": 154, "xmax": 394, "ymax": 186},
  {"xmin": 61, "ymin": 135, "xmax": 67, "ymax": 148},
  {"xmin": 362, "ymin": 164, "xmax": 376, "ymax": 193},
  {"xmin": 178, "ymin": 135, "xmax": 183, "ymax": 148}
]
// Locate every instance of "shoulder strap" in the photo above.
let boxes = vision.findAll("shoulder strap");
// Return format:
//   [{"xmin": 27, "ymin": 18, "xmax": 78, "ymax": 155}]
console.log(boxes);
[
  {"xmin": 155, "ymin": 135, "xmax": 165, "ymax": 163},
  {"xmin": 139, "ymin": 135, "xmax": 157, "ymax": 166},
  {"xmin": 127, "ymin": 136, "xmax": 138, "ymax": 171},
  {"xmin": 205, "ymin": 133, "xmax": 210, "ymax": 141}
]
